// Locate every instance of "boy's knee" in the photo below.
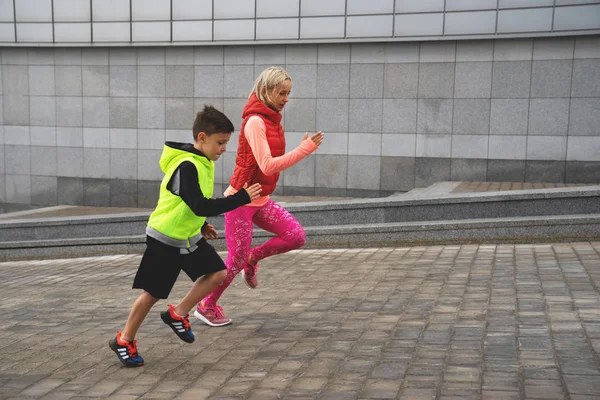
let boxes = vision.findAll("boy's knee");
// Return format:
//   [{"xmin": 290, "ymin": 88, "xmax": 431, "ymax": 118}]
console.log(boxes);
[{"xmin": 142, "ymin": 291, "xmax": 160, "ymax": 305}]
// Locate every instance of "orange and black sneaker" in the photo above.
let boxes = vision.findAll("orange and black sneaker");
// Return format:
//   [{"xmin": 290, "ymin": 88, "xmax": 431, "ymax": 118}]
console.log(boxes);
[
  {"xmin": 109, "ymin": 331, "xmax": 144, "ymax": 367},
  {"xmin": 160, "ymin": 304, "xmax": 195, "ymax": 343}
]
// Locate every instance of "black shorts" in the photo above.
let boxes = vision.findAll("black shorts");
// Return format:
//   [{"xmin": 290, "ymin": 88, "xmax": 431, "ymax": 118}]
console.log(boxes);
[{"xmin": 132, "ymin": 235, "xmax": 226, "ymax": 299}]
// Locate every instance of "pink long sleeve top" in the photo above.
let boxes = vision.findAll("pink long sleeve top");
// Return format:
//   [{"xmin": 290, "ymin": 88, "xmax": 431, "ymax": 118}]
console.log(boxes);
[{"xmin": 224, "ymin": 116, "xmax": 318, "ymax": 207}]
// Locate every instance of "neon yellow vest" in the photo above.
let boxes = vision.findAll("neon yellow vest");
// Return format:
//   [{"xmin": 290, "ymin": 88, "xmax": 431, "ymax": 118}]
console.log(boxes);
[{"xmin": 147, "ymin": 146, "xmax": 214, "ymax": 246}]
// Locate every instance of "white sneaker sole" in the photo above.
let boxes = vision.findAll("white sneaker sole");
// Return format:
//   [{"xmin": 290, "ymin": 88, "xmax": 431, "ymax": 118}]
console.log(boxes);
[
  {"xmin": 241, "ymin": 269, "xmax": 258, "ymax": 289},
  {"xmin": 193, "ymin": 309, "xmax": 232, "ymax": 327}
]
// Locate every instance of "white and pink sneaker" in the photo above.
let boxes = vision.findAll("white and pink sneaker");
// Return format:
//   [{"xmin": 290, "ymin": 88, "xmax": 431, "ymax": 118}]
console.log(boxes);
[
  {"xmin": 242, "ymin": 263, "xmax": 259, "ymax": 289},
  {"xmin": 194, "ymin": 303, "xmax": 232, "ymax": 327}
]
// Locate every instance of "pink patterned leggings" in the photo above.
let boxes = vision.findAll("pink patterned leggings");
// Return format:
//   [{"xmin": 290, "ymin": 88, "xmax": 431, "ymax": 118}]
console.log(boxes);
[{"xmin": 202, "ymin": 199, "xmax": 306, "ymax": 307}]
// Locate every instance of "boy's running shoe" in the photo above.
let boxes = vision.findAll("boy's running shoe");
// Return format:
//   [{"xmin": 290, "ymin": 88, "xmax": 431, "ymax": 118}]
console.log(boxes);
[
  {"xmin": 194, "ymin": 303, "xmax": 232, "ymax": 327},
  {"xmin": 109, "ymin": 331, "xmax": 144, "ymax": 367},
  {"xmin": 160, "ymin": 304, "xmax": 195, "ymax": 343},
  {"xmin": 242, "ymin": 262, "xmax": 259, "ymax": 289}
]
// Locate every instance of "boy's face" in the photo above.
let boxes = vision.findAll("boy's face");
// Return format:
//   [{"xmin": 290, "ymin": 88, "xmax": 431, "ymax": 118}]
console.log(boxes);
[{"xmin": 195, "ymin": 132, "xmax": 231, "ymax": 161}]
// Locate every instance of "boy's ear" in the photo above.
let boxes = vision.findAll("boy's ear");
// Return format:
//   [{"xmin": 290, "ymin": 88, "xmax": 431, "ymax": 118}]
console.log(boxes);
[{"xmin": 197, "ymin": 131, "xmax": 206, "ymax": 143}]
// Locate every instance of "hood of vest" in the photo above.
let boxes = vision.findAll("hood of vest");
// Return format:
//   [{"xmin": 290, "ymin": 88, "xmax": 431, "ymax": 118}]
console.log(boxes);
[
  {"xmin": 159, "ymin": 141, "xmax": 211, "ymax": 173},
  {"xmin": 242, "ymin": 93, "xmax": 282, "ymax": 125}
]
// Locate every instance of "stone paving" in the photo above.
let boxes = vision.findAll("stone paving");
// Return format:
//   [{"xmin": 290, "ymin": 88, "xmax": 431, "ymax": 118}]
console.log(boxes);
[{"xmin": 1, "ymin": 243, "xmax": 600, "ymax": 399}]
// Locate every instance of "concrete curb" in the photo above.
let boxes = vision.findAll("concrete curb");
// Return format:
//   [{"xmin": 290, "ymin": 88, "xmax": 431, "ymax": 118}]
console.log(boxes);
[
  {"xmin": 2, "ymin": 214, "xmax": 599, "ymax": 260},
  {"xmin": 1, "ymin": 185, "xmax": 599, "ymax": 242}
]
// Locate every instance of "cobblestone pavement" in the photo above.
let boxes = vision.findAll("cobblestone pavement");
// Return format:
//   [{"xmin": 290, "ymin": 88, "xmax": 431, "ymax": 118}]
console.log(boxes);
[{"xmin": 2, "ymin": 243, "xmax": 600, "ymax": 400}]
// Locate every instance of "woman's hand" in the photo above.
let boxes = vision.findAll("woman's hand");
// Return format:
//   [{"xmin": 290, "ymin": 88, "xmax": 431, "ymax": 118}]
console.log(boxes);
[
  {"xmin": 242, "ymin": 183, "xmax": 262, "ymax": 201},
  {"xmin": 303, "ymin": 131, "xmax": 324, "ymax": 147}
]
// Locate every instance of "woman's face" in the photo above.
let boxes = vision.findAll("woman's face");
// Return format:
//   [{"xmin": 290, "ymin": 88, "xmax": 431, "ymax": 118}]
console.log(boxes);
[{"xmin": 266, "ymin": 80, "xmax": 292, "ymax": 112}]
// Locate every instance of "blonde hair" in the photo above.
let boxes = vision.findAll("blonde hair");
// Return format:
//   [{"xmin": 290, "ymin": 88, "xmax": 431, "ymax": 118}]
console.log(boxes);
[{"xmin": 249, "ymin": 66, "xmax": 292, "ymax": 105}]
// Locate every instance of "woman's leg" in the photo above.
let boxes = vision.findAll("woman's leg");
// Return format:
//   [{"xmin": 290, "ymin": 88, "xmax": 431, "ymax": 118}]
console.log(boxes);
[
  {"xmin": 201, "ymin": 206, "xmax": 257, "ymax": 307},
  {"xmin": 249, "ymin": 200, "xmax": 306, "ymax": 262}
]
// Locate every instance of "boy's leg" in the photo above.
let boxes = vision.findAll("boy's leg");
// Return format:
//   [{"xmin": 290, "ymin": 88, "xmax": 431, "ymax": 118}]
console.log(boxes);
[
  {"xmin": 161, "ymin": 269, "xmax": 227, "ymax": 342},
  {"xmin": 110, "ymin": 290, "xmax": 158, "ymax": 367},
  {"xmin": 174, "ymin": 270, "xmax": 227, "ymax": 316},
  {"xmin": 250, "ymin": 200, "xmax": 306, "ymax": 262},
  {"xmin": 110, "ymin": 236, "xmax": 182, "ymax": 366},
  {"xmin": 121, "ymin": 291, "xmax": 160, "ymax": 341},
  {"xmin": 202, "ymin": 206, "xmax": 256, "ymax": 307}
]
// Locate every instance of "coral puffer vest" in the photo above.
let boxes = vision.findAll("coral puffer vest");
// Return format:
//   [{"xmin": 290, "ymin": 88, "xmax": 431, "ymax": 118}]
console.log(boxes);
[{"xmin": 229, "ymin": 93, "xmax": 285, "ymax": 196}]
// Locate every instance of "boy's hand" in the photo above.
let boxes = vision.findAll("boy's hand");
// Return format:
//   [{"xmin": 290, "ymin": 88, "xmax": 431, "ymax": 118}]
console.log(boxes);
[
  {"xmin": 242, "ymin": 183, "xmax": 262, "ymax": 201},
  {"xmin": 304, "ymin": 131, "xmax": 324, "ymax": 147},
  {"xmin": 201, "ymin": 223, "xmax": 218, "ymax": 240}
]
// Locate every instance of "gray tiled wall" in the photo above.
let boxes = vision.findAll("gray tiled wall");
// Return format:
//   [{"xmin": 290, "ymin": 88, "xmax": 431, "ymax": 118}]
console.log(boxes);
[{"xmin": 1, "ymin": 35, "xmax": 600, "ymax": 206}]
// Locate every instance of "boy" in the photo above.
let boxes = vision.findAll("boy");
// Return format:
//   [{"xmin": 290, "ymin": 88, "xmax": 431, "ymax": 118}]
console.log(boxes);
[{"xmin": 109, "ymin": 105, "xmax": 261, "ymax": 367}]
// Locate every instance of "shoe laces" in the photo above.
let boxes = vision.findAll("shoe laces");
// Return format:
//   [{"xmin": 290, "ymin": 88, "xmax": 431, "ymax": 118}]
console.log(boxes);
[
  {"xmin": 126, "ymin": 340, "xmax": 140, "ymax": 358},
  {"xmin": 213, "ymin": 305, "xmax": 226, "ymax": 319},
  {"xmin": 246, "ymin": 263, "xmax": 258, "ymax": 277},
  {"xmin": 181, "ymin": 314, "xmax": 191, "ymax": 331},
  {"xmin": 170, "ymin": 305, "xmax": 191, "ymax": 330}
]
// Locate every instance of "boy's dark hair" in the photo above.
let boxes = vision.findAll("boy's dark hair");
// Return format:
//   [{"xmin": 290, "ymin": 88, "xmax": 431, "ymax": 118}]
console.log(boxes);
[{"xmin": 192, "ymin": 105, "xmax": 235, "ymax": 141}]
